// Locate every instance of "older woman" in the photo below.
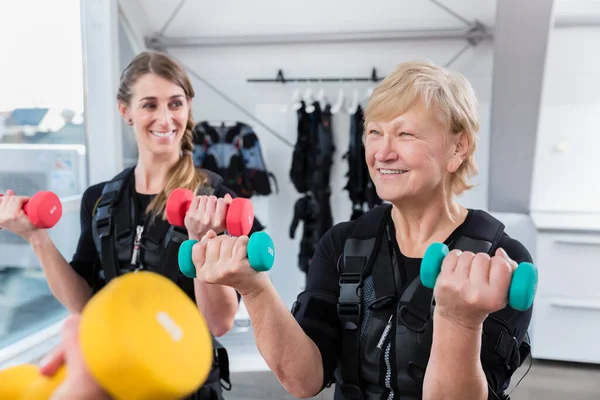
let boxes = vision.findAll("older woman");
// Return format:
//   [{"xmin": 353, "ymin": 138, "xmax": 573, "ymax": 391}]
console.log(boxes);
[{"xmin": 179, "ymin": 61, "xmax": 534, "ymax": 400}]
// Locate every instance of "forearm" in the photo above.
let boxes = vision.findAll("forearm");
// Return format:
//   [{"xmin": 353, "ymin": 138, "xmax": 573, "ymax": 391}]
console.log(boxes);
[
  {"xmin": 51, "ymin": 386, "xmax": 112, "ymax": 400},
  {"xmin": 241, "ymin": 274, "xmax": 324, "ymax": 398},
  {"xmin": 423, "ymin": 310, "xmax": 488, "ymax": 400},
  {"xmin": 28, "ymin": 231, "xmax": 92, "ymax": 313},
  {"xmin": 194, "ymin": 280, "xmax": 238, "ymax": 337}
]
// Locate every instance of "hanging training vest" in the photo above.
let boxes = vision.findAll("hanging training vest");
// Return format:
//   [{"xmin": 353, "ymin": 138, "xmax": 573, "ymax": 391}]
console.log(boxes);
[
  {"xmin": 342, "ymin": 105, "xmax": 381, "ymax": 221},
  {"xmin": 193, "ymin": 121, "xmax": 276, "ymax": 199},
  {"xmin": 289, "ymin": 101, "xmax": 335, "ymax": 276},
  {"xmin": 91, "ymin": 167, "xmax": 232, "ymax": 400},
  {"xmin": 335, "ymin": 204, "xmax": 531, "ymax": 400}
]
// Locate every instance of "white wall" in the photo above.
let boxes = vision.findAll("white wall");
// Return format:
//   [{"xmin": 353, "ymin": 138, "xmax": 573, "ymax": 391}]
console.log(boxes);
[
  {"xmin": 531, "ymin": 27, "xmax": 600, "ymax": 214},
  {"xmin": 169, "ymin": 40, "xmax": 494, "ymax": 308}
]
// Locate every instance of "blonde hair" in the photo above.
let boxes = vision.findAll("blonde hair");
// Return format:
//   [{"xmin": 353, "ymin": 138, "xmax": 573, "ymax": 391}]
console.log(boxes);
[
  {"xmin": 117, "ymin": 51, "xmax": 208, "ymax": 218},
  {"xmin": 364, "ymin": 60, "xmax": 480, "ymax": 195}
]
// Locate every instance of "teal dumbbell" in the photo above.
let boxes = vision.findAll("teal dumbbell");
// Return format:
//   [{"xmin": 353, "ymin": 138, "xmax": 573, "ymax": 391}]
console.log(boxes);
[
  {"xmin": 178, "ymin": 231, "xmax": 275, "ymax": 278},
  {"xmin": 420, "ymin": 242, "xmax": 538, "ymax": 311}
]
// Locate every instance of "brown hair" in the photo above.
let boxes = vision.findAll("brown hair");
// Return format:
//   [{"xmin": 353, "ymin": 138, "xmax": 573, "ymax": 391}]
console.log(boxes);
[
  {"xmin": 117, "ymin": 51, "xmax": 208, "ymax": 218},
  {"xmin": 364, "ymin": 60, "xmax": 480, "ymax": 195}
]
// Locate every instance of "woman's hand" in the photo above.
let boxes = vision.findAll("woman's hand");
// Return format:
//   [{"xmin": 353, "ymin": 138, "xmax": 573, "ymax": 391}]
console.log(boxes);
[
  {"xmin": 192, "ymin": 230, "xmax": 266, "ymax": 298},
  {"xmin": 39, "ymin": 315, "xmax": 110, "ymax": 400},
  {"xmin": 432, "ymin": 248, "xmax": 518, "ymax": 330},
  {"xmin": 184, "ymin": 194, "xmax": 233, "ymax": 241},
  {"xmin": 0, "ymin": 190, "xmax": 38, "ymax": 240}
]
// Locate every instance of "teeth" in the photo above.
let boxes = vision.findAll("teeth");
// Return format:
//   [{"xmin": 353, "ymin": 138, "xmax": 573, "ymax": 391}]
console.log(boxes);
[
  {"xmin": 151, "ymin": 130, "xmax": 176, "ymax": 138},
  {"xmin": 380, "ymin": 169, "xmax": 407, "ymax": 175}
]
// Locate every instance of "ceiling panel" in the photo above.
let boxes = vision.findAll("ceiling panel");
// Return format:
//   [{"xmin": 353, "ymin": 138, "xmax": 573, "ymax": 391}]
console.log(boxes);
[
  {"xmin": 554, "ymin": 0, "xmax": 600, "ymax": 19},
  {"xmin": 122, "ymin": 0, "xmax": 497, "ymax": 38}
]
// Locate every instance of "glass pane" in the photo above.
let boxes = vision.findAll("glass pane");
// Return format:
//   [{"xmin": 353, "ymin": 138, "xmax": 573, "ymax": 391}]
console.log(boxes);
[{"xmin": 0, "ymin": 0, "xmax": 86, "ymax": 350}]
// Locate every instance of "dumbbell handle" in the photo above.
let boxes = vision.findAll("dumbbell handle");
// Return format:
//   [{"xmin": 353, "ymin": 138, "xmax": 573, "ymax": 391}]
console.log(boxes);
[
  {"xmin": 178, "ymin": 231, "xmax": 275, "ymax": 278},
  {"xmin": 420, "ymin": 242, "xmax": 538, "ymax": 312}
]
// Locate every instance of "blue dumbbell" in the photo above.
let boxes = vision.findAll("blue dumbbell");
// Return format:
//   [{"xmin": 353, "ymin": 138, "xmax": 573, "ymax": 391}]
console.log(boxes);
[{"xmin": 420, "ymin": 242, "xmax": 538, "ymax": 311}]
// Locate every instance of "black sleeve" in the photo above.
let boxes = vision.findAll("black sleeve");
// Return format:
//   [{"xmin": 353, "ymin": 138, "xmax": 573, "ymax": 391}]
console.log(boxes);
[
  {"xmin": 69, "ymin": 183, "xmax": 106, "ymax": 290},
  {"xmin": 293, "ymin": 221, "xmax": 355, "ymax": 390},
  {"xmin": 483, "ymin": 234, "xmax": 534, "ymax": 398}
]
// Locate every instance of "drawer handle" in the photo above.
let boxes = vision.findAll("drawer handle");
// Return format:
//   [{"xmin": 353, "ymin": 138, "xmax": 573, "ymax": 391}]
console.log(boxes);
[
  {"xmin": 554, "ymin": 238, "xmax": 600, "ymax": 246},
  {"xmin": 550, "ymin": 299, "xmax": 600, "ymax": 310}
]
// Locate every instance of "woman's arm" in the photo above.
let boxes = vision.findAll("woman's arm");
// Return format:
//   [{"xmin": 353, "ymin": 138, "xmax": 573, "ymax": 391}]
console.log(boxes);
[
  {"xmin": 27, "ymin": 230, "xmax": 93, "ymax": 314},
  {"xmin": 33, "ymin": 184, "xmax": 108, "ymax": 313},
  {"xmin": 185, "ymin": 182, "xmax": 250, "ymax": 336},
  {"xmin": 190, "ymin": 221, "xmax": 348, "ymax": 398},
  {"xmin": 425, "ymin": 310, "xmax": 488, "ymax": 400},
  {"xmin": 424, "ymin": 238, "xmax": 533, "ymax": 400},
  {"xmin": 0, "ymin": 191, "xmax": 94, "ymax": 313},
  {"xmin": 239, "ymin": 274, "xmax": 325, "ymax": 398},
  {"xmin": 193, "ymin": 265, "xmax": 239, "ymax": 337}
]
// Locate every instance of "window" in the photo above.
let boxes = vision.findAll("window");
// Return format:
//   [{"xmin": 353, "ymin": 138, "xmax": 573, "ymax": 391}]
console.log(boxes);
[{"xmin": 0, "ymin": 0, "xmax": 86, "ymax": 352}]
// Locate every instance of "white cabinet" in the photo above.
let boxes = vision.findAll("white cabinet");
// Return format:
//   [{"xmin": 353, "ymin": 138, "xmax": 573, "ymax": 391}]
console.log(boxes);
[{"xmin": 530, "ymin": 212, "xmax": 600, "ymax": 364}]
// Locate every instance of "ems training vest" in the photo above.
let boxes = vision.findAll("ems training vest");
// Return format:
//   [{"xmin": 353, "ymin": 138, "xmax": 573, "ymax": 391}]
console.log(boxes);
[
  {"xmin": 90, "ymin": 167, "xmax": 231, "ymax": 400},
  {"xmin": 335, "ymin": 204, "xmax": 531, "ymax": 400}
]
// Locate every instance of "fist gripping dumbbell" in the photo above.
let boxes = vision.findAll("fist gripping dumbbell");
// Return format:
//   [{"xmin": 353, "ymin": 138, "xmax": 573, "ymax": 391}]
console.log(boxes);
[
  {"xmin": 420, "ymin": 243, "xmax": 538, "ymax": 311},
  {"xmin": 0, "ymin": 191, "xmax": 62, "ymax": 229},
  {"xmin": 178, "ymin": 230, "xmax": 276, "ymax": 277},
  {"xmin": 166, "ymin": 188, "xmax": 254, "ymax": 236},
  {"xmin": 0, "ymin": 272, "xmax": 214, "ymax": 400}
]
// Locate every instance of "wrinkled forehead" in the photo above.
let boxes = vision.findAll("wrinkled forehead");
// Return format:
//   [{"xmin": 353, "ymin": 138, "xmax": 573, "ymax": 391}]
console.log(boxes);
[{"xmin": 365, "ymin": 96, "xmax": 450, "ymax": 134}]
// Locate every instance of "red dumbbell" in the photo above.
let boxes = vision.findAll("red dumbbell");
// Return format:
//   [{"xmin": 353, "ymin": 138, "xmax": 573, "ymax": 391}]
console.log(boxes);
[
  {"xmin": 166, "ymin": 188, "xmax": 254, "ymax": 236},
  {"xmin": 0, "ymin": 191, "xmax": 63, "ymax": 229}
]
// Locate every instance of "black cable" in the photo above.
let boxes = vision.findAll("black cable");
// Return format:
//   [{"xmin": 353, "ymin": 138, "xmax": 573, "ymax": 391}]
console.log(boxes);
[{"xmin": 507, "ymin": 332, "xmax": 533, "ymax": 396}]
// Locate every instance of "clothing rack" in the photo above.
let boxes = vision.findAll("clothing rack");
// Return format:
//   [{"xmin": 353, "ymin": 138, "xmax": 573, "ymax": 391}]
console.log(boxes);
[{"xmin": 247, "ymin": 68, "xmax": 384, "ymax": 83}]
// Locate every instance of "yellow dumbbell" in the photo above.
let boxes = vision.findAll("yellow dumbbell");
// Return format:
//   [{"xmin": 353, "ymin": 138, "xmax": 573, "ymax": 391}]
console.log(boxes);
[{"xmin": 0, "ymin": 271, "xmax": 214, "ymax": 400}]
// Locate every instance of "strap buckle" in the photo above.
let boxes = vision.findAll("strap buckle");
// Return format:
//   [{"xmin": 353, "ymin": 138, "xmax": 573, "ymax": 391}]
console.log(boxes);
[
  {"xmin": 397, "ymin": 304, "xmax": 429, "ymax": 333},
  {"xmin": 338, "ymin": 272, "xmax": 363, "ymax": 330},
  {"xmin": 95, "ymin": 206, "xmax": 112, "ymax": 239},
  {"xmin": 506, "ymin": 335, "xmax": 520, "ymax": 371},
  {"xmin": 97, "ymin": 189, "xmax": 119, "ymax": 207}
]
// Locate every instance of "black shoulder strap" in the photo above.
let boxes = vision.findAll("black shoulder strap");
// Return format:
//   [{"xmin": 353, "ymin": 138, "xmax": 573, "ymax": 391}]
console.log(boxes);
[
  {"xmin": 404, "ymin": 209, "xmax": 507, "ymax": 383},
  {"xmin": 451, "ymin": 210, "xmax": 505, "ymax": 254},
  {"xmin": 158, "ymin": 224, "xmax": 188, "ymax": 283},
  {"xmin": 337, "ymin": 203, "xmax": 392, "ymax": 400},
  {"xmin": 93, "ymin": 167, "xmax": 135, "ymax": 283}
]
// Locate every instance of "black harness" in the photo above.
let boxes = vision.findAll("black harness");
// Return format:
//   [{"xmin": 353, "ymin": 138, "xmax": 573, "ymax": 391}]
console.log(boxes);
[
  {"xmin": 91, "ymin": 167, "xmax": 231, "ymax": 400},
  {"xmin": 92, "ymin": 167, "xmax": 192, "ymax": 285},
  {"xmin": 336, "ymin": 204, "xmax": 530, "ymax": 400}
]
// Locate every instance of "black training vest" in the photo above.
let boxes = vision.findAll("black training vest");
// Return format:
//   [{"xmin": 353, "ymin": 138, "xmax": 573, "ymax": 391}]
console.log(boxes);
[
  {"xmin": 91, "ymin": 167, "xmax": 232, "ymax": 400},
  {"xmin": 335, "ymin": 204, "xmax": 530, "ymax": 400}
]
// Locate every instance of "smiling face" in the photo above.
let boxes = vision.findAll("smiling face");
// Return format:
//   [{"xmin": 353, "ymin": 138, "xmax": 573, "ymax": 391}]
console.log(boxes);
[
  {"xmin": 364, "ymin": 98, "xmax": 468, "ymax": 204},
  {"xmin": 363, "ymin": 61, "xmax": 481, "ymax": 202},
  {"xmin": 119, "ymin": 73, "xmax": 190, "ymax": 158}
]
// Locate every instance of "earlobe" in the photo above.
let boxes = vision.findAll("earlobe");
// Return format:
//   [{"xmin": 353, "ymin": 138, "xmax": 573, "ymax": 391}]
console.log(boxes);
[
  {"xmin": 447, "ymin": 156, "xmax": 463, "ymax": 173},
  {"xmin": 117, "ymin": 102, "xmax": 131, "ymax": 125}
]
